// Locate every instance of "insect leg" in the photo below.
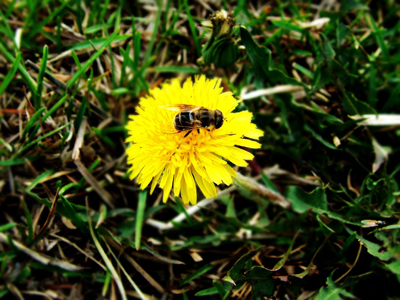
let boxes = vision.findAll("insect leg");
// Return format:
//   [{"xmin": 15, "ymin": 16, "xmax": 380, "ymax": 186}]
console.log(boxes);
[
  {"xmin": 184, "ymin": 130, "xmax": 192, "ymax": 138},
  {"xmin": 197, "ymin": 129, "xmax": 200, "ymax": 134},
  {"xmin": 177, "ymin": 130, "xmax": 192, "ymax": 149}
]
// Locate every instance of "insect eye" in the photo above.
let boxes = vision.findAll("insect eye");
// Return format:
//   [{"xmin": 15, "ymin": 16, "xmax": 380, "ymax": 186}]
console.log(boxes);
[{"xmin": 215, "ymin": 114, "xmax": 224, "ymax": 129}]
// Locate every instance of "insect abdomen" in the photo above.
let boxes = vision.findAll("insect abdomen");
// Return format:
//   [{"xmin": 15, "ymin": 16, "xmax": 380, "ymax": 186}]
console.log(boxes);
[{"xmin": 174, "ymin": 111, "xmax": 195, "ymax": 130}]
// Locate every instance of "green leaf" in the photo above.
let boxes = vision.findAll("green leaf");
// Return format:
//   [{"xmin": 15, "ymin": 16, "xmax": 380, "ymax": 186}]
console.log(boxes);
[
  {"xmin": 26, "ymin": 0, "xmax": 70, "ymax": 39},
  {"xmin": 315, "ymin": 273, "xmax": 354, "ymax": 300},
  {"xmin": 92, "ymin": 128, "xmax": 116, "ymax": 148},
  {"xmin": 304, "ymin": 124, "xmax": 337, "ymax": 150},
  {"xmin": 84, "ymin": 23, "xmax": 113, "ymax": 34},
  {"xmin": 67, "ymin": 27, "xmax": 121, "ymax": 88},
  {"xmin": 42, "ymin": 94, "xmax": 69, "ymax": 123},
  {"xmin": 135, "ymin": 190, "xmax": 147, "ymax": 250},
  {"xmin": 240, "ymin": 26, "xmax": 306, "ymax": 88},
  {"xmin": 0, "ymin": 156, "xmax": 43, "ymax": 167},
  {"xmin": 337, "ymin": 22, "xmax": 351, "ymax": 46},
  {"xmin": 16, "ymin": 122, "xmax": 70, "ymax": 158},
  {"xmin": 0, "ymin": 223, "xmax": 16, "ymax": 232},
  {"xmin": 21, "ymin": 107, "xmax": 46, "ymax": 138},
  {"xmin": 73, "ymin": 97, "xmax": 87, "ymax": 132},
  {"xmin": 143, "ymin": 0, "xmax": 163, "ymax": 62},
  {"xmin": 286, "ymin": 186, "xmax": 328, "ymax": 213},
  {"xmin": 320, "ymin": 32, "xmax": 335, "ymax": 61},
  {"xmin": 26, "ymin": 170, "xmax": 54, "ymax": 191},
  {"xmin": 342, "ymin": 92, "xmax": 377, "ymax": 115},
  {"xmin": 195, "ymin": 286, "xmax": 219, "ymax": 296},
  {"xmin": 183, "ymin": 0, "xmax": 201, "ymax": 56},
  {"xmin": 272, "ymin": 19, "xmax": 304, "ymax": 33},
  {"xmin": 34, "ymin": 45, "xmax": 48, "ymax": 110},
  {"xmin": 0, "ymin": 52, "xmax": 21, "ymax": 95},
  {"xmin": 59, "ymin": 195, "xmax": 88, "ymax": 234},
  {"xmin": 367, "ymin": 14, "xmax": 389, "ymax": 61},
  {"xmin": 180, "ymin": 264, "xmax": 215, "ymax": 286},
  {"xmin": 287, "ymin": 187, "xmax": 362, "ymax": 226},
  {"xmin": 224, "ymin": 247, "xmax": 264, "ymax": 283},
  {"xmin": 0, "ymin": 43, "xmax": 37, "ymax": 94},
  {"xmin": 152, "ymin": 65, "xmax": 199, "ymax": 74},
  {"xmin": 269, "ymin": 232, "xmax": 299, "ymax": 271},
  {"xmin": 356, "ymin": 234, "xmax": 397, "ymax": 261},
  {"xmin": 246, "ymin": 267, "xmax": 276, "ymax": 298},
  {"xmin": 386, "ymin": 260, "xmax": 400, "ymax": 275}
]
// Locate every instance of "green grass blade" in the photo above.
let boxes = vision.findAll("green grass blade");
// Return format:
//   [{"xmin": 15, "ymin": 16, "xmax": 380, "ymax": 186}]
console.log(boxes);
[
  {"xmin": 56, "ymin": 16, "xmax": 62, "ymax": 52},
  {"xmin": 16, "ymin": 122, "xmax": 70, "ymax": 158},
  {"xmin": 69, "ymin": 35, "xmax": 130, "ymax": 51},
  {"xmin": 92, "ymin": 128, "xmax": 116, "ymax": 148},
  {"xmin": 34, "ymin": 45, "xmax": 49, "ymax": 110},
  {"xmin": 135, "ymin": 190, "xmax": 147, "ymax": 250},
  {"xmin": 0, "ymin": 223, "xmax": 16, "ymax": 232},
  {"xmin": 67, "ymin": 27, "xmax": 121, "ymax": 88},
  {"xmin": 106, "ymin": 27, "xmax": 117, "ymax": 89},
  {"xmin": 21, "ymin": 199, "xmax": 33, "ymax": 242},
  {"xmin": 73, "ymin": 97, "xmax": 88, "ymax": 132},
  {"xmin": 102, "ymin": 271, "xmax": 112, "ymax": 296},
  {"xmin": 42, "ymin": 94, "xmax": 69, "ymax": 123},
  {"xmin": 0, "ymin": 8, "xmax": 14, "ymax": 40},
  {"xmin": 368, "ymin": 14, "xmax": 389, "ymax": 61},
  {"xmin": 87, "ymin": 203, "xmax": 127, "ymax": 300},
  {"xmin": 0, "ymin": 156, "xmax": 43, "ymax": 167},
  {"xmin": 21, "ymin": 107, "xmax": 46, "ymax": 138},
  {"xmin": 71, "ymin": 50, "xmax": 88, "ymax": 80},
  {"xmin": 0, "ymin": 43, "xmax": 37, "ymax": 94},
  {"xmin": 152, "ymin": 65, "xmax": 199, "ymax": 74},
  {"xmin": 0, "ymin": 52, "xmax": 21, "ymax": 95},
  {"xmin": 143, "ymin": 0, "xmax": 162, "ymax": 63},
  {"xmin": 27, "ymin": 170, "xmax": 54, "ymax": 191},
  {"xmin": 26, "ymin": 0, "xmax": 70, "ymax": 39},
  {"xmin": 119, "ymin": 44, "xmax": 130, "ymax": 86},
  {"xmin": 180, "ymin": 264, "xmax": 215, "ymax": 286},
  {"xmin": 184, "ymin": 0, "xmax": 201, "ymax": 56},
  {"xmin": 99, "ymin": 0, "xmax": 110, "ymax": 22},
  {"xmin": 173, "ymin": 197, "xmax": 194, "ymax": 224}
]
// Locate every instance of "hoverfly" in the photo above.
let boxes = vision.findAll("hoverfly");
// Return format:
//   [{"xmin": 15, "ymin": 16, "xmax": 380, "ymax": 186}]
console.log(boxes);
[{"xmin": 160, "ymin": 104, "xmax": 225, "ymax": 148}]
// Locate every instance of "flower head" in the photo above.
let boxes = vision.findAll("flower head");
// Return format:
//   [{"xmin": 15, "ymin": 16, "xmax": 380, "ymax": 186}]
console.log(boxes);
[
  {"xmin": 126, "ymin": 76, "xmax": 263, "ymax": 205},
  {"xmin": 201, "ymin": 10, "xmax": 239, "ymax": 68}
]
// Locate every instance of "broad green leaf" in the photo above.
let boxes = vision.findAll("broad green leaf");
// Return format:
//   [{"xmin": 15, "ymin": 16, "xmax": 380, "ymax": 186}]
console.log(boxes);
[
  {"xmin": 240, "ymin": 26, "xmax": 307, "ymax": 88},
  {"xmin": 286, "ymin": 186, "xmax": 328, "ymax": 213},
  {"xmin": 342, "ymin": 92, "xmax": 377, "ymax": 115},
  {"xmin": 315, "ymin": 274, "xmax": 355, "ymax": 299},
  {"xmin": 224, "ymin": 247, "xmax": 264, "ymax": 283},
  {"xmin": 59, "ymin": 195, "xmax": 88, "ymax": 234}
]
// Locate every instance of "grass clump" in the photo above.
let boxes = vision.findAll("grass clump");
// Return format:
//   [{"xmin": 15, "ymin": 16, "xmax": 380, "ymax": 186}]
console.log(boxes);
[{"xmin": 1, "ymin": 1, "xmax": 400, "ymax": 299}]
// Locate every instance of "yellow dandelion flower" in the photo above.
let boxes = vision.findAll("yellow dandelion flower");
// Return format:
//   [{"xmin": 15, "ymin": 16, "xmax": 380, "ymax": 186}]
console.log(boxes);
[{"xmin": 125, "ymin": 76, "xmax": 263, "ymax": 205}]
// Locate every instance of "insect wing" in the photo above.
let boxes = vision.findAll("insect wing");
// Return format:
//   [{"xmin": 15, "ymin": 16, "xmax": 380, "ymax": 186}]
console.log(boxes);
[{"xmin": 159, "ymin": 104, "xmax": 201, "ymax": 112}]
